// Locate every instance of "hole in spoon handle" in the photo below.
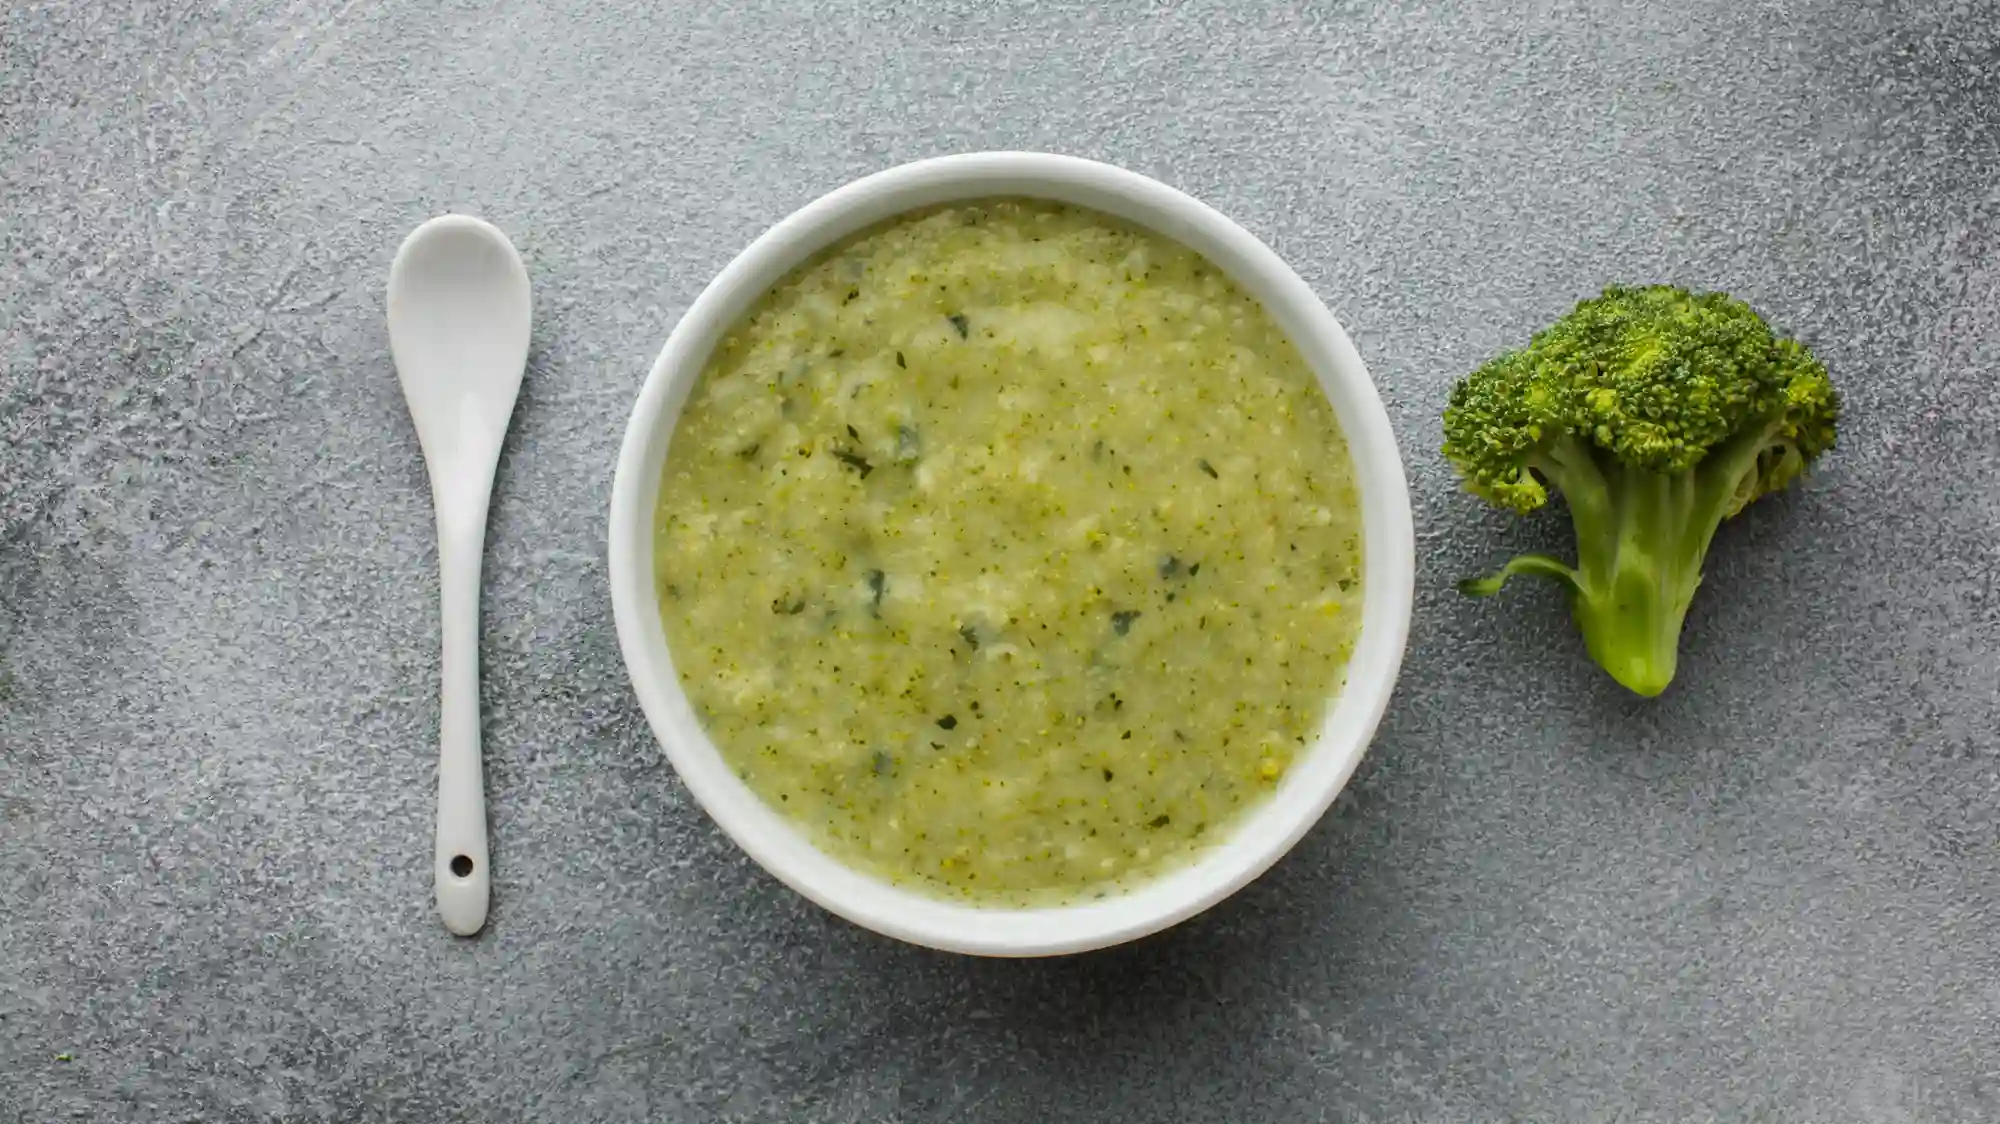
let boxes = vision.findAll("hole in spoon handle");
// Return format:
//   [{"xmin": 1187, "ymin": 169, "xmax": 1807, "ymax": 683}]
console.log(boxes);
[{"xmin": 435, "ymin": 832, "xmax": 489, "ymax": 936}]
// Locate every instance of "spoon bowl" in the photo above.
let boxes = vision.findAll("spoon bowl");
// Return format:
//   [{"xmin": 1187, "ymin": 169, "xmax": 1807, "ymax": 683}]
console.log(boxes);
[{"xmin": 389, "ymin": 218, "xmax": 531, "ymax": 488}]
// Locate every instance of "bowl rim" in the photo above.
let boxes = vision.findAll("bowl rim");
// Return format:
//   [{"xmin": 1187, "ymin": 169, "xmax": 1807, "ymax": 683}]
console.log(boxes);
[{"xmin": 608, "ymin": 151, "xmax": 1414, "ymax": 956}]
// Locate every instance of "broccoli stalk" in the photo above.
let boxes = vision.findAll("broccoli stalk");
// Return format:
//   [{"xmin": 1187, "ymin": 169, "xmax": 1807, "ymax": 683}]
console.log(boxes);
[
  {"xmin": 1444, "ymin": 286, "xmax": 1839, "ymax": 697},
  {"xmin": 1461, "ymin": 428, "xmax": 1765, "ymax": 695}
]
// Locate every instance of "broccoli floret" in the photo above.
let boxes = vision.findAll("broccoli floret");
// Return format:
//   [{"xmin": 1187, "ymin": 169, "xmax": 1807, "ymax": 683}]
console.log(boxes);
[{"xmin": 1443, "ymin": 285, "xmax": 1840, "ymax": 696}]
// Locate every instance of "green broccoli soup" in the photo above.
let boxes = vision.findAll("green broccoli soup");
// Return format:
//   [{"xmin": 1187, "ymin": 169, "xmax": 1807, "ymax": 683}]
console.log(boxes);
[{"xmin": 654, "ymin": 199, "xmax": 1363, "ymax": 906}]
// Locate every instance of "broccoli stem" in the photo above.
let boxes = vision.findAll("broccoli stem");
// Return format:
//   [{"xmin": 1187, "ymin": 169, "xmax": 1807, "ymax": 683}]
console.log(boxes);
[
  {"xmin": 1565, "ymin": 463, "xmax": 1705, "ymax": 696},
  {"xmin": 1470, "ymin": 432, "xmax": 1772, "ymax": 696}
]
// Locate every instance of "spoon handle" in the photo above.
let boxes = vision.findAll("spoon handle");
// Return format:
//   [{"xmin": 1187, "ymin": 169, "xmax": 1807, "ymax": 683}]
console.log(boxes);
[{"xmin": 434, "ymin": 505, "xmax": 492, "ymax": 935}]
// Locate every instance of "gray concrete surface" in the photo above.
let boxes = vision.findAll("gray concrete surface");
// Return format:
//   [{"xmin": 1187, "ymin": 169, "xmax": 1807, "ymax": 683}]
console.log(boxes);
[{"xmin": 4, "ymin": 0, "xmax": 1998, "ymax": 1120}]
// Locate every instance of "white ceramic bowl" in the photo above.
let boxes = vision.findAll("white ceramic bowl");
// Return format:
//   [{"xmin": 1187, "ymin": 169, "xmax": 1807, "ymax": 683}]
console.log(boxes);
[{"xmin": 609, "ymin": 152, "xmax": 1414, "ymax": 956}]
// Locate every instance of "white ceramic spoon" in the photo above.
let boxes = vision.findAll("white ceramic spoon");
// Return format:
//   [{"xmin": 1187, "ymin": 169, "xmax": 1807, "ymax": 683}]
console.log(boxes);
[{"xmin": 386, "ymin": 214, "xmax": 531, "ymax": 936}]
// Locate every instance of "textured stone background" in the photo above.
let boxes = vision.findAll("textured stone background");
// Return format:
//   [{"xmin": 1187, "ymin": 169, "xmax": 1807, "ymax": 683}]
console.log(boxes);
[{"xmin": 4, "ymin": 1, "xmax": 1998, "ymax": 1120}]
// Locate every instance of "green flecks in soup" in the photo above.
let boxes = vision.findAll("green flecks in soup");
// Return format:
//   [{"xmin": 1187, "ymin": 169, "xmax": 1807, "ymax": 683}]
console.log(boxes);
[{"xmin": 655, "ymin": 198, "xmax": 1363, "ymax": 907}]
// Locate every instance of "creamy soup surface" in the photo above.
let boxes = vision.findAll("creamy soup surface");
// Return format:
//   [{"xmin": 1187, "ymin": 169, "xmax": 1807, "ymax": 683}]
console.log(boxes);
[{"xmin": 655, "ymin": 199, "xmax": 1363, "ymax": 906}]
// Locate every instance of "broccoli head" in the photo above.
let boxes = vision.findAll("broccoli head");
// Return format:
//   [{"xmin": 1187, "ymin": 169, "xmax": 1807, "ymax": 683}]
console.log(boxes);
[{"xmin": 1443, "ymin": 285, "xmax": 1840, "ymax": 696}]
